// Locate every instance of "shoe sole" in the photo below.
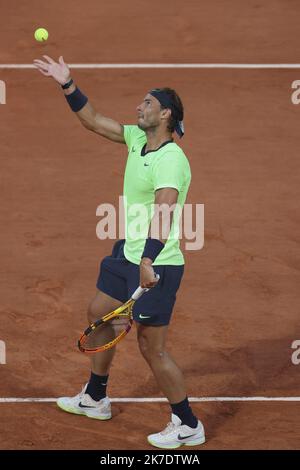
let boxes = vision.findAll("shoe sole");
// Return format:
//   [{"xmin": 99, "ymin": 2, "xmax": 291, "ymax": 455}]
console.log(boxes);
[
  {"xmin": 56, "ymin": 402, "xmax": 112, "ymax": 420},
  {"xmin": 147, "ymin": 435, "xmax": 206, "ymax": 449}
]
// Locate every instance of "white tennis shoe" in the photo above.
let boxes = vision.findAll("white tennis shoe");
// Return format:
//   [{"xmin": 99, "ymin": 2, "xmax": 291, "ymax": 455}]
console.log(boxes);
[
  {"xmin": 56, "ymin": 384, "xmax": 111, "ymax": 420},
  {"xmin": 147, "ymin": 413, "xmax": 205, "ymax": 449}
]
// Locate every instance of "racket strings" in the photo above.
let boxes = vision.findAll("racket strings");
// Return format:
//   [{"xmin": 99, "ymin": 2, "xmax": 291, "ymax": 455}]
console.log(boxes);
[{"xmin": 82, "ymin": 305, "xmax": 133, "ymax": 351}]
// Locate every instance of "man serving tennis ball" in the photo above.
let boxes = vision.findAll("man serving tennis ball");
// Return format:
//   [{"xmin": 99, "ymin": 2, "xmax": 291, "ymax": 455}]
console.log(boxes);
[{"xmin": 33, "ymin": 54, "xmax": 205, "ymax": 449}]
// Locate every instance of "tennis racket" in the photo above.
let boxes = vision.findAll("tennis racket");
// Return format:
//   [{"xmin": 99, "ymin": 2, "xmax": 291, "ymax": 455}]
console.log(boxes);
[{"xmin": 78, "ymin": 275, "xmax": 159, "ymax": 354}]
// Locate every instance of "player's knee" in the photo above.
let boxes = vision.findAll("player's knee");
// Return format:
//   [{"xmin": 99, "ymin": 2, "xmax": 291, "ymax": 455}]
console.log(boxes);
[
  {"xmin": 138, "ymin": 335, "xmax": 165, "ymax": 362},
  {"xmin": 87, "ymin": 299, "xmax": 99, "ymax": 323}
]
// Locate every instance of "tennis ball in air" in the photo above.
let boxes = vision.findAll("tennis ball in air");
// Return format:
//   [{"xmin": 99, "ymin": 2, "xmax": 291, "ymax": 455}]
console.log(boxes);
[{"xmin": 34, "ymin": 28, "xmax": 49, "ymax": 42}]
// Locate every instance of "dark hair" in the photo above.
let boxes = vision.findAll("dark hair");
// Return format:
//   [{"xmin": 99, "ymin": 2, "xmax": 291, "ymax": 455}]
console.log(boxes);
[{"xmin": 157, "ymin": 87, "xmax": 184, "ymax": 133}]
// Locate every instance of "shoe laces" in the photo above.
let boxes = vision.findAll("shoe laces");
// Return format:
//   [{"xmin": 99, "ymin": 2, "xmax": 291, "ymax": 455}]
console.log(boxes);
[
  {"xmin": 161, "ymin": 421, "xmax": 176, "ymax": 436},
  {"xmin": 77, "ymin": 384, "xmax": 88, "ymax": 400}
]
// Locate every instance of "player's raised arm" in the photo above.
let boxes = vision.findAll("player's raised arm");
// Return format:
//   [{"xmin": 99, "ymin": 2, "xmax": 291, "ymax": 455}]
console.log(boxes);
[{"xmin": 33, "ymin": 55, "xmax": 125, "ymax": 144}]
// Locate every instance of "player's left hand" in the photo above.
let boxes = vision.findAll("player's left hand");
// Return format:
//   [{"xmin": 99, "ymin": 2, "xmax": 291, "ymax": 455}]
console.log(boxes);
[
  {"xmin": 33, "ymin": 55, "xmax": 71, "ymax": 85},
  {"xmin": 140, "ymin": 258, "xmax": 159, "ymax": 288}
]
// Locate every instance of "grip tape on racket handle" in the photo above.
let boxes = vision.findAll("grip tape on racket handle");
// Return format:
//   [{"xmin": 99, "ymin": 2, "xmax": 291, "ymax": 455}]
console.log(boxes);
[{"xmin": 131, "ymin": 274, "xmax": 160, "ymax": 301}]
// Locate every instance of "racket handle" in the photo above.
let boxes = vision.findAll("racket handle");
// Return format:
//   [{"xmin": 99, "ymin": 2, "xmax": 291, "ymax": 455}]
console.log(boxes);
[
  {"xmin": 131, "ymin": 286, "xmax": 148, "ymax": 300},
  {"xmin": 131, "ymin": 274, "xmax": 160, "ymax": 301}
]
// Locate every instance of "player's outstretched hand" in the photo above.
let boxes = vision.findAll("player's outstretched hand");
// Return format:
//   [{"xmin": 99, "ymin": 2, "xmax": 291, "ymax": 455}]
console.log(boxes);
[{"xmin": 33, "ymin": 55, "xmax": 71, "ymax": 85}]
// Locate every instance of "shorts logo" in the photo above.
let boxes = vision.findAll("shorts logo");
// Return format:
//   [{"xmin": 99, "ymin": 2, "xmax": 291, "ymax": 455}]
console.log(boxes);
[{"xmin": 139, "ymin": 314, "xmax": 151, "ymax": 319}]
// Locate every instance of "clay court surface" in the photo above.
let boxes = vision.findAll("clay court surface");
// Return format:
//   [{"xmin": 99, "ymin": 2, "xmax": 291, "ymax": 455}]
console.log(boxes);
[{"xmin": 1, "ymin": 0, "xmax": 300, "ymax": 450}]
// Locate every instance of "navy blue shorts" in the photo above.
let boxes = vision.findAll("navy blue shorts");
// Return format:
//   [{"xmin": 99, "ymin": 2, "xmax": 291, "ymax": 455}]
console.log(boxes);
[{"xmin": 96, "ymin": 239, "xmax": 184, "ymax": 326}]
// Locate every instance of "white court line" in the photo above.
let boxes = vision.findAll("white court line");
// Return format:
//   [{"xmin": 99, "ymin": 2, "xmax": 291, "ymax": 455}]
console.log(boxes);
[
  {"xmin": 1, "ymin": 397, "xmax": 300, "ymax": 403},
  {"xmin": 1, "ymin": 63, "xmax": 300, "ymax": 69}
]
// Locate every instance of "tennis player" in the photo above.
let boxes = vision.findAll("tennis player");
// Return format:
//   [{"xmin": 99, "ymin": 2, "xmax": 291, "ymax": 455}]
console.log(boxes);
[{"xmin": 33, "ymin": 55, "xmax": 205, "ymax": 449}]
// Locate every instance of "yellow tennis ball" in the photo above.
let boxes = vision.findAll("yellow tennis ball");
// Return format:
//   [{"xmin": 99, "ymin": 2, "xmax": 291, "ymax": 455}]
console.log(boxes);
[{"xmin": 34, "ymin": 28, "xmax": 49, "ymax": 42}]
